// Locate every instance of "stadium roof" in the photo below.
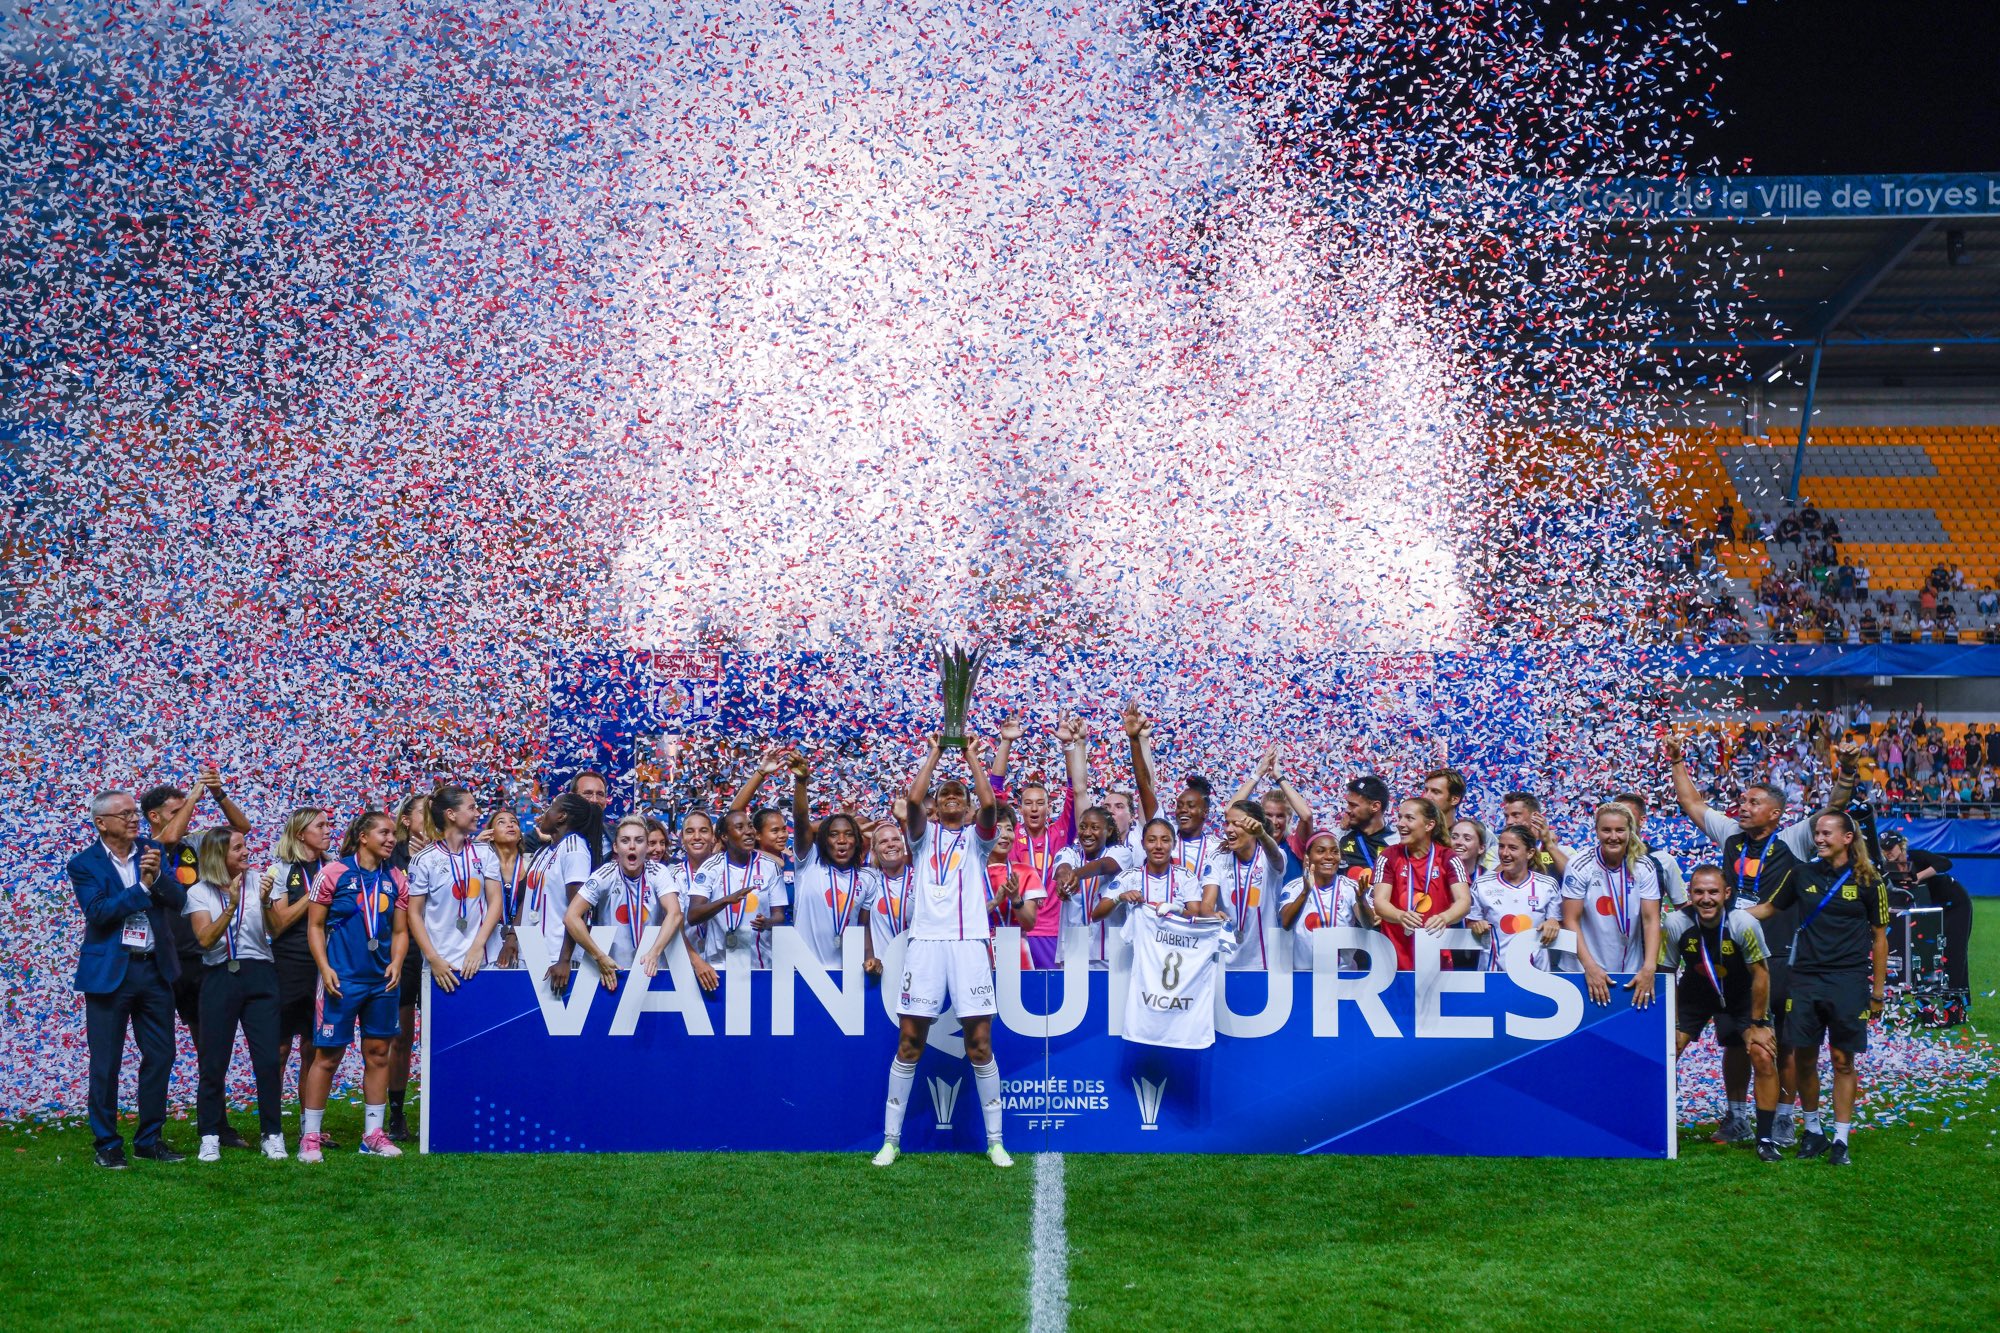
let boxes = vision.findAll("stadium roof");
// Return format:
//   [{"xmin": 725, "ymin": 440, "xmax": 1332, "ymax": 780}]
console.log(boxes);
[{"xmin": 1609, "ymin": 173, "xmax": 2000, "ymax": 391}]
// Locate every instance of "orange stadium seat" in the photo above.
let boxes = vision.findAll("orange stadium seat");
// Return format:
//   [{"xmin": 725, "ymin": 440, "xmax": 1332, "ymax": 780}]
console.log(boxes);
[{"xmin": 1651, "ymin": 425, "xmax": 2000, "ymax": 591}]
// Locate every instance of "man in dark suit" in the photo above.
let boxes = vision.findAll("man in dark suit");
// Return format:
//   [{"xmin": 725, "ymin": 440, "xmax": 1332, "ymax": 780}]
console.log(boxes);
[{"xmin": 70, "ymin": 789, "xmax": 188, "ymax": 1168}]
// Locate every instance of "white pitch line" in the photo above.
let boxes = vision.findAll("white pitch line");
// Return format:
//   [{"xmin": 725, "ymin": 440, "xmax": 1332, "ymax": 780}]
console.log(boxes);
[{"xmin": 1029, "ymin": 1151, "xmax": 1069, "ymax": 1333}]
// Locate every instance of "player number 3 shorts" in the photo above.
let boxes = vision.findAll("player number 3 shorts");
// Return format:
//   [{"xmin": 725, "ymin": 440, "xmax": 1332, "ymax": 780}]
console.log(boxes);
[{"xmin": 898, "ymin": 939, "xmax": 998, "ymax": 1020}]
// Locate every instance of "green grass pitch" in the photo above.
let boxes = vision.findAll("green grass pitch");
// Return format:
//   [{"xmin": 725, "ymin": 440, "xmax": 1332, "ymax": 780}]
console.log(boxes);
[{"xmin": 7, "ymin": 920, "xmax": 1998, "ymax": 1330}]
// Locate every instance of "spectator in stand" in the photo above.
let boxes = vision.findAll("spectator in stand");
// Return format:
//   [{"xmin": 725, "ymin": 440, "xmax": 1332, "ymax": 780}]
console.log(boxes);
[
  {"xmin": 1820, "ymin": 513, "xmax": 1840, "ymax": 544},
  {"xmin": 1773, "ymin": 513, "xmax": 1801, "ymax": 548},
  {"xmin": 1715, "ymin": 501, "xmax": 1736, "ymax": 545},
  {"xmin": 1985, "ymin": 724, "xmax": 2000, "ymax": 773},
  {"xmin": 1978, "ymin": 585, "xmax": 2000, "ymax": 617},
  {"xmin": 1853, "ymin": 561, "xmax": 1869, "ymax": 598}
]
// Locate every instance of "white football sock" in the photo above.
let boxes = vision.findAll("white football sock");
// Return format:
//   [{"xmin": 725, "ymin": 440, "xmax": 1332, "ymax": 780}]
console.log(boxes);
[
  {"xmin": 1727, "ymin": 1099, "xmax": 1747, "ymax": 1116},
  {"xmin": 884, "ymin": 1059, "xmax": 917, "ymax": 1139},
  {"xmin": 972, "ymin": 1059, "xmax": 1003, "ymax": 1144},
  {"xmin": 1833, "ymin": 1121, "xmax": 1851, "ymax": 1144},
  {"xmin": 1803, "ymin": 1111, "xmax": 1823, "ymax": 1134},
  {"xmin": 365, "ymin": 1103, "xmax": 386, "ymax": 1134},
  {"xmin": 302, "ymin": 1107, "xmax": 324, "ymax": 1135}
]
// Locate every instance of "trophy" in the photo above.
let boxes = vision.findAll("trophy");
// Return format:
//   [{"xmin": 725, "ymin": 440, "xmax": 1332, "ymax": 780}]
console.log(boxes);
[{"xmin": 934, "ymin": 641, "xmax": 989, "ymax": 751}]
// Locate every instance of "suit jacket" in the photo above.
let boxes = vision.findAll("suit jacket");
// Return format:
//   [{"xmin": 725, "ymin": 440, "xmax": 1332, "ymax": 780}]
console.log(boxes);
[{"xmin": 70, "ymin": 841, "xmax": 186, "ymax": 993}]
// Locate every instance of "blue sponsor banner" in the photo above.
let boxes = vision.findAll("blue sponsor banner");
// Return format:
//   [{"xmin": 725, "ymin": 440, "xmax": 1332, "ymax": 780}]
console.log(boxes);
[{"xmin": 424, "ymin": 929, "xmax": 1674, "ymax": 1158}]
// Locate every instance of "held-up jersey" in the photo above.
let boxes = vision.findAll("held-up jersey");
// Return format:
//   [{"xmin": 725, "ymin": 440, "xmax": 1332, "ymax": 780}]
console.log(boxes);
[
  {"xmin": 792, "ymin": 846, "xmax": 878, "ymax": 969},
  {"xmin": 408, "ymin": 840, "xmax": 500, "ymax": 970},
  {"xmin": 1121, "ymin": 905, "xmax": 1234, "ymax": 1049},
  {"xmin": 1559, "ymin": 853, "xmax": 1661, "ymax": 973},
  {"xmin": 1278, "ymin": 873, "xmax": 1365, "ymax": 972},
  {"xmin": 1201, "ymin": 845, "xmax": 1286, "ymax": 970},
  {"xmin": 910, "ymin": 821, "xmax": 997, "ymax": 942},
  {"xmin": 309, "ymin": 858, "xmax": 410, "ymax": 982},
  {"xmin": 690, "ymin": 851, "xmax": 789, "ymax": 966},
  {"xmin": 574, "ymin": 861, "xmax": 676, "ymax": 968},
  {"xmin": 1660, "ymin": 908, "xmax": 1769, "ymax": 1011},
  {"xmin": 1466, "ymin": 869, "xmax": 1562, "ymax": 973}
]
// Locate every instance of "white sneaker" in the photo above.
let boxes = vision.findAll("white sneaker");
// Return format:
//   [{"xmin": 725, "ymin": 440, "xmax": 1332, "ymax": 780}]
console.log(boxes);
[
  {"xmin": 871, "ymin": 1139, "xmax": 900, "ymax": 1167},
  {"xmin": 261, "ymin": 1134, "xmax": 287, "ymax": 1161},
  {"xmin": 197, "ymin": 1135, "xmax": 221, "ymax": 1162},
  {"xmin": 987, "ymin": 1142, "xmax": 1014, "ymax": 1168}
]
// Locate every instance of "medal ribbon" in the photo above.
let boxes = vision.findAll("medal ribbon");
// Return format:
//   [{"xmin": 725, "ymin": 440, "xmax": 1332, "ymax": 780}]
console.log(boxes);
[
  {"xmin": 832, "ymin": 867, "xmax": 859, "ymax": 936},
  {"xmin": 1697, "ymin": 920, "xmax": 1726, "ymax": 995},
  {"xmin": 623, "ymin": 868, "xmax": 647, "ymax": 953},
  {"xmin": 1407, "ymin": 845, "xmax": 1438, "ymax": 919},
  {"xmin": 499, "ymin": 853, "xmax": 520, "ymax": 925},
  {"xmin": 356, "ymin": 862, "xmax": 383, "ymax": 944},
  {"xmin": 1232, "ymin": 852, "xmax": 1258, "ymax": 927},
  {"xmin": 226, "ymin": 876, "xmax": 245, "ymax": 963},
  {"xmin": 885, "ymin": 868, "xmax": 913, "ymax": 933},
  {"xmin": 1601, "ymin": 852, "xmax": 1631, "ymax": 937}
]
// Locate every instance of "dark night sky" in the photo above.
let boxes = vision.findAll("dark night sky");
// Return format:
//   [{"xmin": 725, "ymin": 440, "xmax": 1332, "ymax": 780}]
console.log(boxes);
[{"xmin": 1543, "ymin": 0, "xmax": 2000, "ymax": 175}]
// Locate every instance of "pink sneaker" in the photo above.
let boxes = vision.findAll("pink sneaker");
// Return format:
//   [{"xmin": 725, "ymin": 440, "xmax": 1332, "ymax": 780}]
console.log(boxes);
[
  {"xmin": 358, "ymin": 1128, "xmax": 403, "ymax": 1158},
  {"xmin": 298, "ymin": 1131, "xmax": 325, "ymax": 1164}
]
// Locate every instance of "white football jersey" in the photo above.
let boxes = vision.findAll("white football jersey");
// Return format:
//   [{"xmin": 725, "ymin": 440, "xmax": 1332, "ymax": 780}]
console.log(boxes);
[
  {"xmin": 1277, "ymin": 873, "xmax": 1366, "ymax": 972},
  {"xmin": 520, "ymin": 834, "xmax": 593, "ymax": 964},
  {"xmin": 575, "ymin": 861, "xmax": 676, "ymax": 968},
  {"xmin": 1122, "ymin": 906, "xmax": 1234, "ymax": 1050},
  {"xmin": 1467, "ymin": 869, "xmax": 1562, "ymax": 972},
  {"xmin": 1559, "ymin": 853, "xmax": 1661, "ymax": 973},
  {"xmin": 1109, "ymin": 864, "xmax": 1203, "ymax": 913},
  {"xmin": 869, "ymin": 866, "xmax": 916, "ymax": 958},
  {"xmin": 407, "ymin": 840, "xmax": 499, "ymax": 970},
  {"xmin": 910, "ymin": 822, "xmax": 997, "ymax": 942},
  {"xmin": 1200, "ymin": 845, "xmax": 1286, "ymax": 970},
  {"xmin": 1053, "ymin": 843, "xmax": 1121, "ymax": 964},
  {"xmin": 689, "ymin": 851, "xmax": 788, "ymax": 966},
  {"xmin": 790, "ymin": 845, "xmax": 877, "ymax": 968}
]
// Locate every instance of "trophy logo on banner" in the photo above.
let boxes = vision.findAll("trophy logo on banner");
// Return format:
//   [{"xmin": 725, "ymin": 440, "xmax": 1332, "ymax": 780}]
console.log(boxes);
[
  {"xmin": 1133, "ymin": 1076, "xmax": 1168, "ymax": 1131},
  {"xmin": 934, "ymin": 641, "xmax": 989, "ymax": 750},
  {"xmin": 928, "ymin": 1076, "xmax": 963, "ymax": 1130}
]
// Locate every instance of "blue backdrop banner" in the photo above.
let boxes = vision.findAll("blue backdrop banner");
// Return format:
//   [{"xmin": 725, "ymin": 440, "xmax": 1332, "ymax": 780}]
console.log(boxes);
[{"xmin": 423, "ymin": 927, "xmax": 1676, "ymax": 1159}]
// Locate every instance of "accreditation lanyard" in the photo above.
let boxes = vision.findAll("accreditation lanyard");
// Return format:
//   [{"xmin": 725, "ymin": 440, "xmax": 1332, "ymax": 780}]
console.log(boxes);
[
  {"xmin": 622, "ymin": 869, "xmax": 648, "ymax": 953},
  {"xmin": 1739, "ymin": 834, "xmax": 1776, "ymax": 903},
  {"xmin": 1794, "ymin": 870, "xmax": 1854, "ymax": 941},
  {"xmin": 1599, "ymin": 853, "xmax": 1632, "ymax": 937},
  {"xmin": 1352, "ymin": 832, "xmax": 1377, "ymax": 873}
]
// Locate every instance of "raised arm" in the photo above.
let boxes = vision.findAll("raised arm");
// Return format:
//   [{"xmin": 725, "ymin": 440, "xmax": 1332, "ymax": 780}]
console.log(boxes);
[
  {"xmin": 208, "ymin": 769, "xmax": 252, "ymax": 835},
  {"xmin": 789, "ymin": 752, "xmax": 815, "ymax": 864},
  {"xmin": 1057, "ymin": 715, "xmax": 1090, "ymax": 825},
  {"xmin": 905, "ymin": 735, "xmax": 944, "ymax": 844},
  {"xmin": 1230, "ymin": 748, "xmax": 1274, "ymax": 808},
  {"xmin": 1123, "ymin": 701, "xmax": 1159, "ymax": 822},
  {"xmin": 991, "ymin": 716, "xmax": 1023, "ymax": 786},
  {"xmin": 729, "ymin": 750, "xmax": 787, "ymax": 817},
  {"xmin": 967, "ymin": 736, "xmax": 999, "ymax": 836},
  {"xmin": 1664, "ymin": 736, "xmax": 1714, "ymax": 829}
]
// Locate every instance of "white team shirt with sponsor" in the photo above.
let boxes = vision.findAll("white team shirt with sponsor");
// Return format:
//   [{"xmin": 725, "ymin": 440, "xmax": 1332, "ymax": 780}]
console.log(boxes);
[
  {"xmin": 689, "ymin": 851, "xmax": 788, "ymax": 966},
  {"xmin": 1200, "ymin": 845, "xmax": 1287, "ymax": 970},
  {"xmin": 1278, "ymin": 873, "xmax": 1366, "ymax": 972},
  {"xmin": 408, "ymin": 841, "xmax": 501, "ymax": 970},
  {"xmin": 658, "ymin": 855, "xmax": 707, "ymax": 955},
  {"xmin": 1053, "ymin": 843, "xmax": 1125, "ymax": 964},
  {"xmin": 575, "ymin": 860, "xmax": 676, "ymax": 968},
  {"xmin": 521, "ymin": 833, "xmax": 593, "ymax": 964},
  {"xmin": 1559, "ymin": 853, "xmax": 1661, "ymax": 973},
  {"xmin": 1466, "ymin": 869, "xmax": 1562, "ymax": 972},
  {"xmin": 1121, "ymin": 905, "xmax": 1234, "ymax": 1050},
  {"xmin": 791, "ymin": 845, "xmax": 878, "ymax": 968},
  {"xmin": 183, "ymin": 874, "xmax": 274, "ymax": 967},
  {"xmin": 910, "ymin": 821, "xmax": 997, "ymax": 942}
]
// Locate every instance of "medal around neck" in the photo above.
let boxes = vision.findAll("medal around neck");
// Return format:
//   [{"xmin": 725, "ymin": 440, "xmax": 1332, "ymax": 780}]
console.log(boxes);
[{"xmin": 934, "ymin": 640, "xmax": 988, "ymax": 752}]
